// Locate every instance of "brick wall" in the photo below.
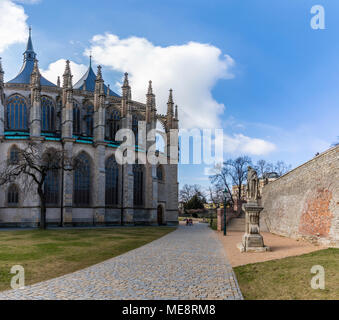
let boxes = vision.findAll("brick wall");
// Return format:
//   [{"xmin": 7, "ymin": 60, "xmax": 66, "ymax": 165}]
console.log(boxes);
[
  {"xmin": 217, "ymin": 208, "xmax": 237, "ymax": 232},
  {"xmin": 261, "ymin": 145, "xmax": 339, "ymax": 247}
]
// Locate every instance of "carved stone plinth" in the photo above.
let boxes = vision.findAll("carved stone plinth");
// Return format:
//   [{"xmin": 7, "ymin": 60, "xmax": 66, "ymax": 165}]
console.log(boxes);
[{"xmin": 237, "ymin": 202, "xmax": 270, "ymax": 252}]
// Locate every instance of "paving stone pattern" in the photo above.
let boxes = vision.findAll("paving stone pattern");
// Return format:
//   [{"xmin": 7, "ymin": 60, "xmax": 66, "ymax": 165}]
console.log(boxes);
[{"xmin": 0, "ymin": 223, "xmax": 243, "ymax": 300}]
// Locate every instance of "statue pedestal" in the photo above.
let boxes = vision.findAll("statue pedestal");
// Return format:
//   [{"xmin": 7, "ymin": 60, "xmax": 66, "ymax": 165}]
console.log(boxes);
[{"xmin": 237, "ymin": 202, "xmax": 270, "ymax": 253}]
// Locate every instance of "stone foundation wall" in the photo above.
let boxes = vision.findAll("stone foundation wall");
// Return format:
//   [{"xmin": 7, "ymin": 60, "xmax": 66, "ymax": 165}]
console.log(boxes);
[
  {"xmin": 261, "ymin": 145, "xmax": 339, "ymax": 247},
  {"xmin": 0, "ymin": 141, "xmax": 179, "ymax": 227}
]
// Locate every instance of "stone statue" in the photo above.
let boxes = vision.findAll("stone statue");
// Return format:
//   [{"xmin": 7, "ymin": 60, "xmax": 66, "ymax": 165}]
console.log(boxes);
[
  {"xmin": 247, "ymin": 166, "xmax": 259, "ymax": 201},
  {"xmin": 237, "ymin": 166, "xmax": 269, "ymax": 252}
]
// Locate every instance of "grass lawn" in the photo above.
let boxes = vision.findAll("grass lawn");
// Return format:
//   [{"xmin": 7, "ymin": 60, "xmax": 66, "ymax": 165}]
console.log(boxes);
[
  {"xmin": 0, "ymin": 226, "xmax": 175, "ymax": 292},
  {"xmin": 234, "ymin": 248, "xmax": 339, "ymax": 300}
]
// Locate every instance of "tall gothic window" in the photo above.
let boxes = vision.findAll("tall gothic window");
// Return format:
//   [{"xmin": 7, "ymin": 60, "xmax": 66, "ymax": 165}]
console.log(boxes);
[
  {"xmin": 105, "ymin": 156, "xmax": 119, "ymax": 206},
  {"xmin": 41, "ymin": 97, "xmax": 55, "ymax": 132},
  {"xmin": 132, "ymin": 115, "xmax": 139, "ymax": 145},
  {"xmin": 8, "ymin": 184, "xmax": 19, "ymax": 205},
  {"xmin": 107, "ymin": 110, "xmax": 120, "ymax": 141},
  {"xmin": 133, "ymin": 164, "xmax": 143, "ymax": 206},
  {"xmin": 157, "ymin": 165, "xmax": 164, "ymax": 181},
  {"xmin": 9, "ymin": 146, "xmax": 20, "ymax": 164},
  {"xmin": 73, "ymin": 102, "xmax": 81, "ymax": 135},
  {"xmin": 44, "ymin": 169, "xmax": 59, "ymax": 205},
  {"xmin": 85, "ymin": 105, "xmax": 94, "ymax": 136},
  {"xmin": 6, "ymin": 95, "xmax": 28, "ymax": 131},
  {"xmin": 74, "ymin": 153, "xmax": 91, "ymax": 206}
]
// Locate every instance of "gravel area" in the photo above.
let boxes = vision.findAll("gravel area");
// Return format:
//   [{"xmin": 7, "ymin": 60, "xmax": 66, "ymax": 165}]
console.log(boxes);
[{"xmin": 217, "ymin": 230, "xmax": 327, "ymax": 267}]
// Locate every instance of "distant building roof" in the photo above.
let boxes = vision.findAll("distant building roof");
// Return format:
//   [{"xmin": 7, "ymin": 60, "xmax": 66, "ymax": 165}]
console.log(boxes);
[
  {"xmin": 73, "ymin": 58, "xmax": 120, "ymax": 97},
  {"xmin": 7, "ymin": 28, "xmax": 56, "ymax": 87}
]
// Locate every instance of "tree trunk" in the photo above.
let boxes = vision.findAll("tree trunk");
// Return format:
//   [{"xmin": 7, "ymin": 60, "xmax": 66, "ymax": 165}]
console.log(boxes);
[{"xmin": 38, "ymin": 186, "xmax": 47, "ymax": 230}]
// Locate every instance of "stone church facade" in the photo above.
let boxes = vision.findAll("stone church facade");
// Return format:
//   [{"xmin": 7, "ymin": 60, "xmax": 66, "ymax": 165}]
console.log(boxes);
[{"xmin": 0, "ymin": 30, "xmax": 179, "ymax": 227}]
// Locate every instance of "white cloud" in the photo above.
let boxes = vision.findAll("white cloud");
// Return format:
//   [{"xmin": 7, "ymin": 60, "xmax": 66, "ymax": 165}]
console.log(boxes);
[
  {"xmin": 40, "ymin": 59, "xmax": 87, "ymax": 86},
  {"xmin": 224, "ymin": 133, "xmax": 276, "ymax": 156},
  {"xmin": 0, "ymin": 0, "xmax": 29, "ymax": 53},
  {"xmin": 14, "ymin": 0, "xmax": 41, "ymax": 4},
  {"xmin": 86, "ymin": 33, "xmax": 235, "ymax": 129}
]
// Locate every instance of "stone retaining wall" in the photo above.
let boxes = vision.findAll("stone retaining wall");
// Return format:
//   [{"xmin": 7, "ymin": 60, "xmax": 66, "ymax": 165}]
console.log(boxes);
[{"xmin": 261, "ymin": 145, "xmax": 339, "ymax": 247}]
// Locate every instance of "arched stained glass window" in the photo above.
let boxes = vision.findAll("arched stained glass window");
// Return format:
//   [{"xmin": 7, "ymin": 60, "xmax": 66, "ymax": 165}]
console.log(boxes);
[
  {"xmin": 41, "ymin": 97, "xmax": 55, "ymax": 132},
  {"xmin": 9, "ymin": 146, "xmax": 20, "ymax": 164},
  {"xmin": 105, "ymin": 156, "xmax": 119, "ymax": 206},
  {"xmin": 73, "ymin": 102, "xmax": 81, "ymax": 135},
  {"xmin": 157, "ymin": 165, "xmax": 163, "ymax": 181},
  {"xmin": 6, "ymin": 95, "xmax": 28, "ymax": 131},
  {"xmin": 133, "ymin": 164, "xmax": 143, "ymax": 206},
  {"xmin": 44, "ymin": 169, "xmax": 59, "ymax": 205},
  {"xmin": 74, "ymin": 153, "xmax": 91, "ymax": 206},
  {"xmin": 8, "ymin": 184, "xmax": 19, "ymax": 205},
  {"xmin": 85, "ymin": 105, "xmax": 94, "ymax": 136},
  {"xmin": 132, "ymin": 115, "xmax": 139, "ymax": 145},
  {"xmin": 107, "ymin": 110, "xmax": 120, "ymax": 141}
]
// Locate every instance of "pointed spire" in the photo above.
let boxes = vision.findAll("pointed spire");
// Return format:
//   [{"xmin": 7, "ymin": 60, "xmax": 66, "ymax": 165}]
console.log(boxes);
[
  {"xmin": 122, "ymin": 72, "xmax": 131, "ymax": 100},
  {"xmin": 63, "ymin": 60, "xmax": 72, "ymax": 88},
  {"xmin": 63, "ymin": 60, "xmax": 71, "ymax": 77},
  {"xmin": 123, "ymin": 72, "xmax": 129, "ymax": 87},
  {"xmin": 96, "ymin": 65, "xmax": 103, "ymax": 81},
  {"xmin": 95, "ymin": 65, "xmax": 105, "ymax": 97},
  {"xmin": 57, "ymin": 76, "xmax": 60, "ymax": 87},
  {"xmin": 24, "ymin": 26, "xmax": 36, "ymax": 61},
  {"xmin": 175, "ymin": 105, "xmax": 178, "ymax": 119},
  {"xmin": 146, "ymin": 80, "xmax": 157, "ymax": 124},
  {"xmin": 107, "ymin": 84, "xmax": 110, "ymax": 96},
  {"xmin": 148, "ymin": 80, "xmax": 153, "ymax": 95},
  {"xmin": 168, "ymin": 89, "xmax": 174, "ymax": 104},
  {"xmin": 146, "ymin": 80, "xmax": 155, "ymax": 106},
  {"xmin": 89, "ymin": 53, "xmax": 92, "ymax": 67},
  {"xmin": 167, "ymin": 89, "xmax": 174, "ymax": 116},
  {"xmin": 30, "ymin": 59, "xmax": 41, "ymax": 87}
]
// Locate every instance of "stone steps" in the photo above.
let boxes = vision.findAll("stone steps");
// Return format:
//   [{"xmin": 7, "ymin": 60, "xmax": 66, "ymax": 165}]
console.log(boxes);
[{"xmin": 227, "ymin": 216, "xmax": 245, "ymax": 232}]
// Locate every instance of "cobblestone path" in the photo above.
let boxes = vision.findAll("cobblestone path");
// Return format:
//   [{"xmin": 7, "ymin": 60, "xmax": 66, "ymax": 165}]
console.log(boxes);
[{"xmin": 0, "ymin": 223, "xmax": 243, "ymax": 300}]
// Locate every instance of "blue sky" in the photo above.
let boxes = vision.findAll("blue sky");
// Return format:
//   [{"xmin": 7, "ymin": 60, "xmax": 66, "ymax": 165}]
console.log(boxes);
[{"xmin": 1, "ymin": 0, "xmax": 338, "ymax": 189}]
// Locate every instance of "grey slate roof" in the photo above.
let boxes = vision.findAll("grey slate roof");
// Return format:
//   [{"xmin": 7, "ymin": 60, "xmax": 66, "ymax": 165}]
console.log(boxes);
[
  {"xmin": 7, "ymin": 29, "xmax": 56, "ymax": 87},
  {"xmin": 73, "ymin": 63, "xmax": 120, "ymax": 97}
]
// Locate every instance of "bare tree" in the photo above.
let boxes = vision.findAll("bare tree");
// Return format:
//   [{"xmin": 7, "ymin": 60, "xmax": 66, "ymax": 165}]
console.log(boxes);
[
  {"xmin": 0, "ymin": 142, "xmax": 80, "ymax": 230},
  {"xmin": 179, "ymin": 184, "xmax": 206, "ymax": 208},
  {"xmin": 208, "ymin": 185, "xmax": 224, "ymax": 209},
  {"xmin": 273, "ymin": 161, "xmax": 291, "ymax": 177},
  {"xmin": 255, "ymin": 159, "xmax": 273, "ymax": 178},
  {"xmin": 179, "ymin": 184, "xmax": 195, "ymax": 204},
  {"xmin": 226, "ymin": 156, "xmax": 252, "ymax": 204},
  {"xmin": 209, "ymin": 156, "xmax": 252, "ymax": 205},
  {"xmin": 209, "ymin": 163, "xmax": 234, "ymax": 204}
]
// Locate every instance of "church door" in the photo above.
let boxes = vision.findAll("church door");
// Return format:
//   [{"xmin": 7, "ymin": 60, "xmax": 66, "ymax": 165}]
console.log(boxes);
[{"xmin": 157, "ymin": 205, "xmax": 163, "ymax": 226}]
